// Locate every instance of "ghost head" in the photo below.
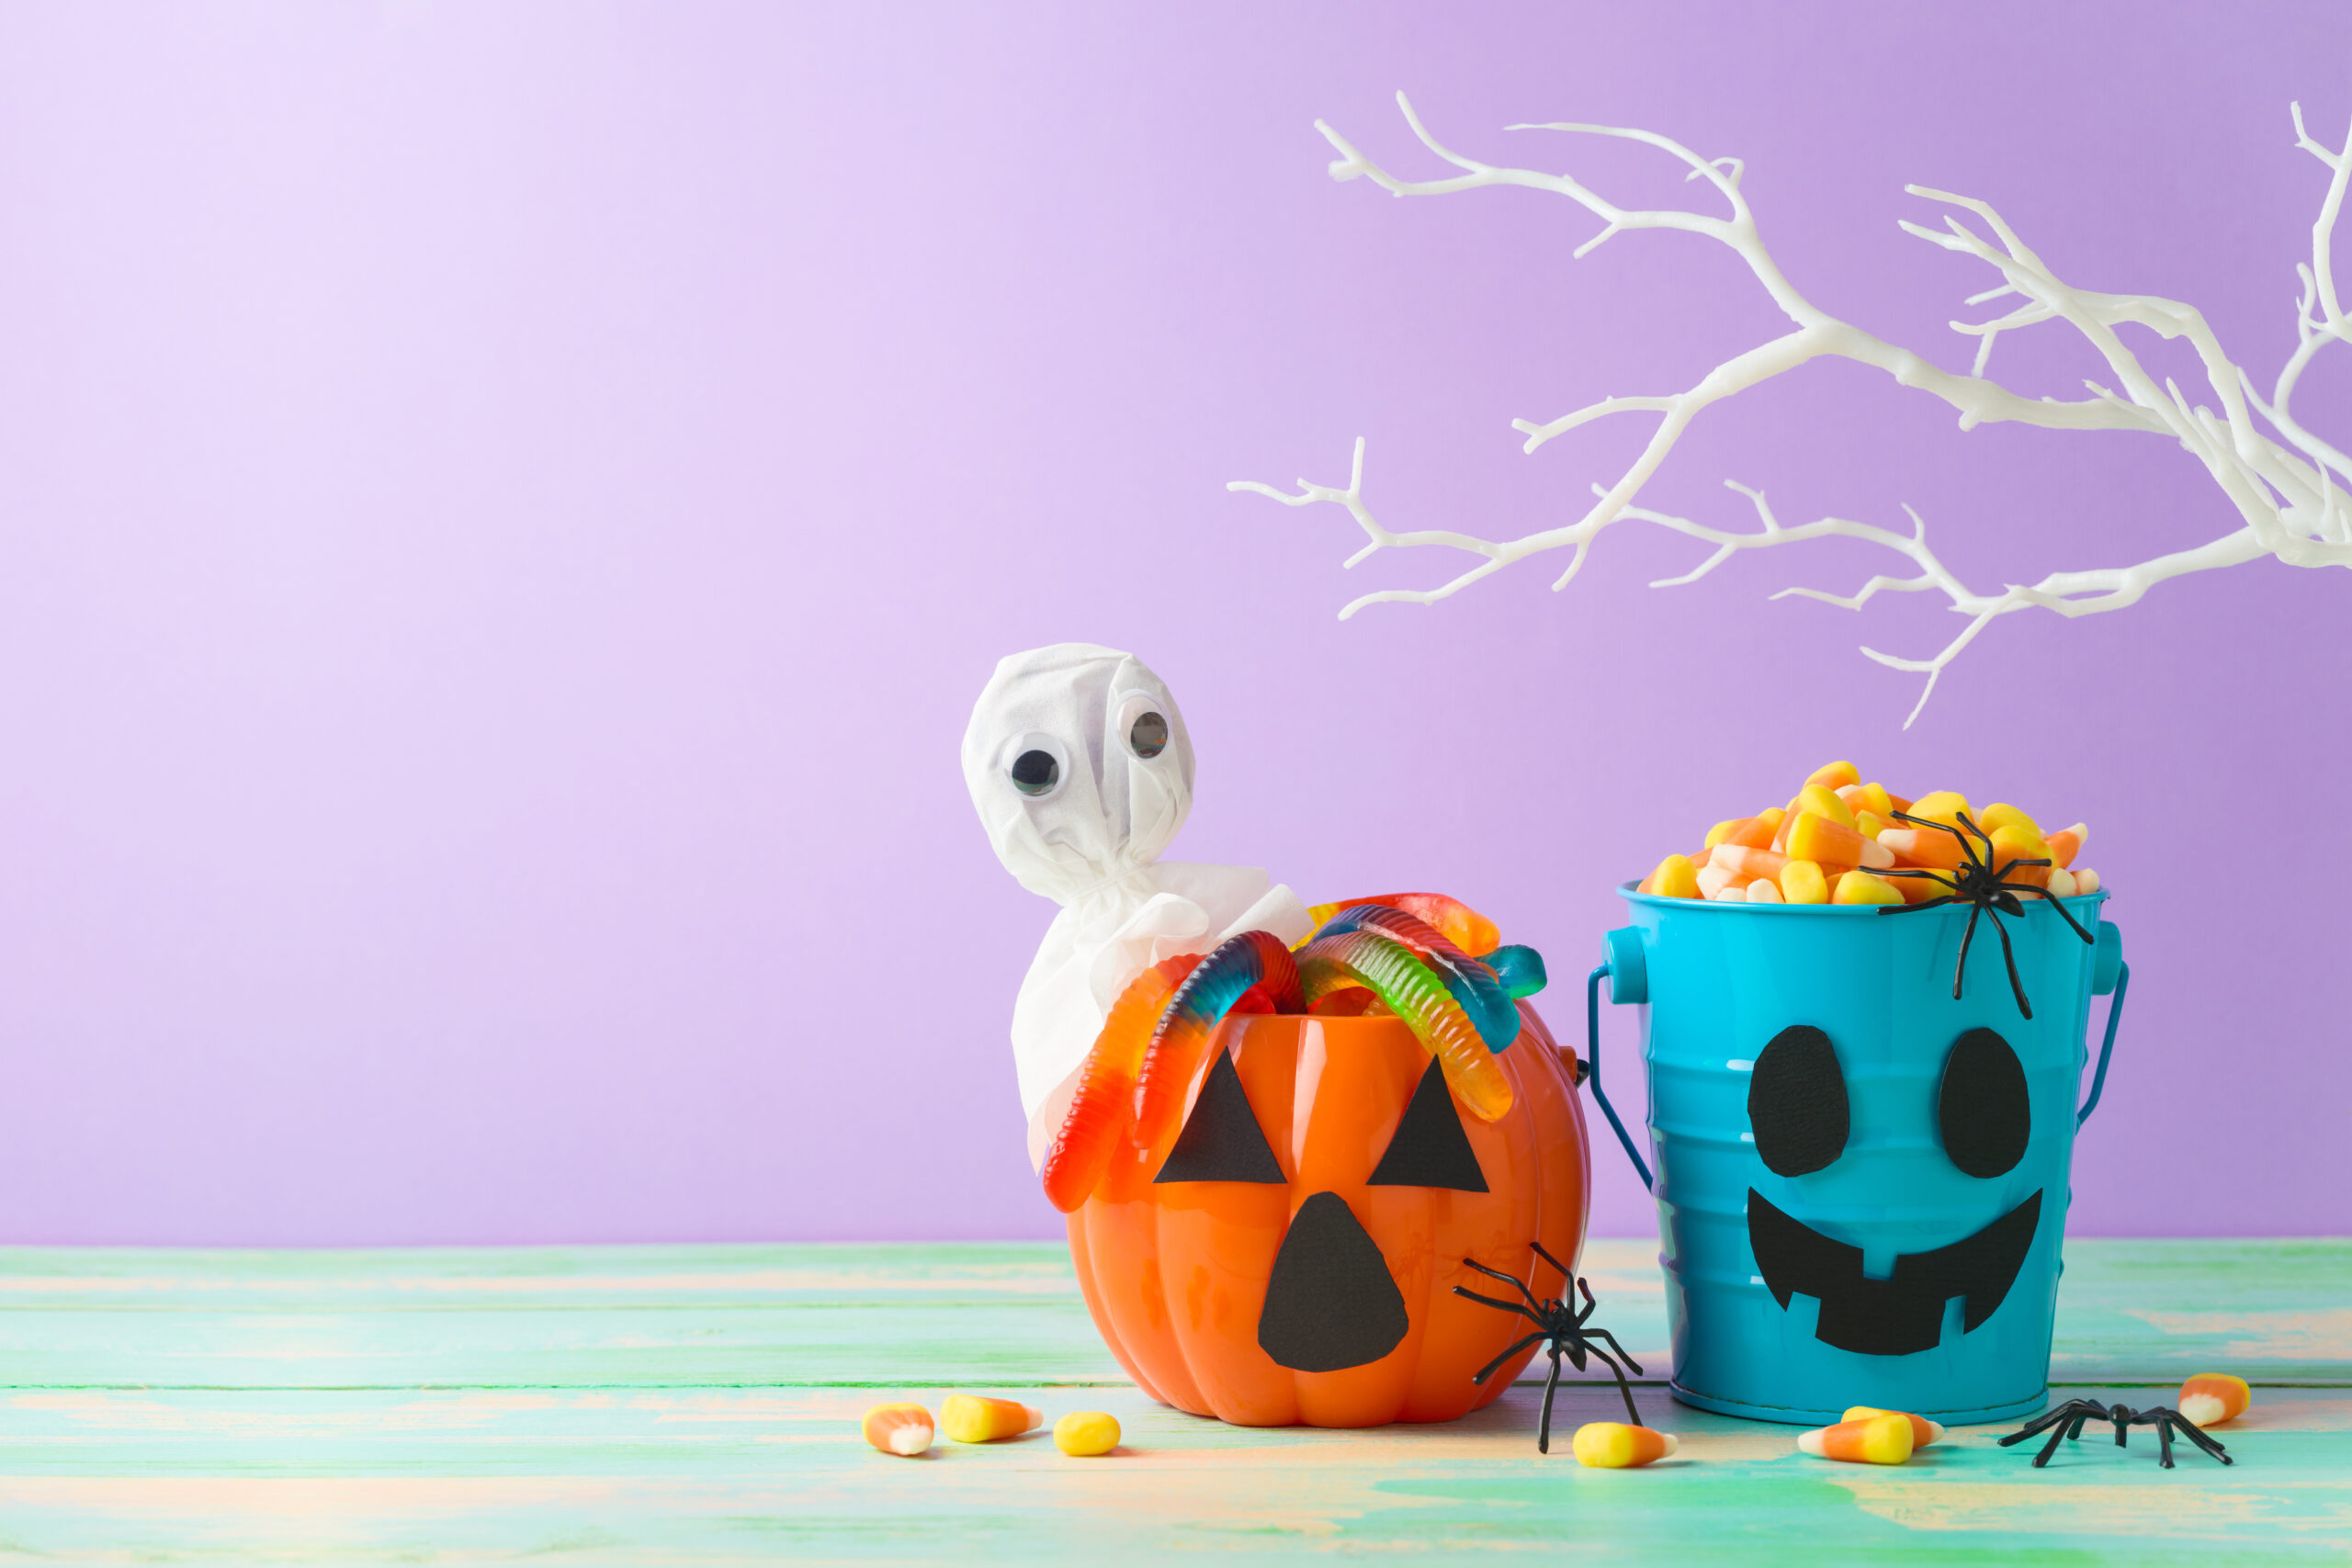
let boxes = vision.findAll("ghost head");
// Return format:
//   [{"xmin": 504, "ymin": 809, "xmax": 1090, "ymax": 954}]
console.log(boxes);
[
  {"xmin": 961, "ymin": 644, "xmax": 1196, "ymax": 907},
  {"xmin": 962, "ymin": 643, "xmax": 1311, "ymax": 1148}
]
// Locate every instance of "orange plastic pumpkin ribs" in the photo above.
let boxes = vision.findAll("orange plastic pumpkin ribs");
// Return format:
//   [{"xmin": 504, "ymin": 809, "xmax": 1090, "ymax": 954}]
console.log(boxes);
[{"xmin": 1040, "ymin": 953, "xmax": 1204, "ymax": 1213}]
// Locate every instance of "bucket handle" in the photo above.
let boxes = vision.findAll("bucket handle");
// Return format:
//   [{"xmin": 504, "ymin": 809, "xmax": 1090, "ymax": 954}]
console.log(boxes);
[
  {"xmin": 2076, "ymin": 919, "xmax": 2129, "ymax": 1127},
  {"xmin": 1585, "ymin": 945, "xmax": 1654, "ymax": 1192}
]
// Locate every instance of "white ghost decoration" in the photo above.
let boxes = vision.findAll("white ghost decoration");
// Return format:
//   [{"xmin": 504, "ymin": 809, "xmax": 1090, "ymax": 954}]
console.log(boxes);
[{"xmin": 962, "ymin": 643, "xmax": 1312, "ymax": 1169}]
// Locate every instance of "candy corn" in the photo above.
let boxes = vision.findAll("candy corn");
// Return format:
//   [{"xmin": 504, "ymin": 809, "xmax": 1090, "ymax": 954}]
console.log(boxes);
[
  {"xmin": 1781, "ymin": 859, "xmax": 1828, "ymax": 905},
  {"xmin": 941, "ymin": 1393, "xmax": 1044, "ymax": 1444},
  {"xmin": 1054, "ymin": 1410, "xmax": 1123, "ymax": 1456},
  {"xmin": 1842, "ymin": 1406, "xmax": 1945, "ymax": 1448},
  {"xmin": 862, "ymin": 1403, "xmax": 935, "ymax": 1456},
  {"xmin": 1798, "ymin": 1412, "xmax": 1914, "ymax": 1464},
  {"xmin": 1571, "ymin": 1421, "xmax": 1679, "ymax": 1468},
  {"xmin": 2177, "ymin": 1373, "xmax": 2251, "ymax": 1427},
  {"xmin": 1832, "ymin": 870, "xmax": 1905, "ymax": 906},
  {"xmin": 1641, "ymin": 854, "xmax": 1702, "ymax": 900},
  {"xmin": 1635, "ymin": 766, "xmax": 2102, "ymax": 909},
  {"xmin": 1787, "ymin": 811, "xmax": 1896, "ymax": 870}
]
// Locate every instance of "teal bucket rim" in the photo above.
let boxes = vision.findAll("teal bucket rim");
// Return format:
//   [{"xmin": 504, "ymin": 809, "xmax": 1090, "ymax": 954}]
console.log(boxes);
[{"xmin": 1616, "ymin": 880, "xmax": 2109, "ymax": 917}]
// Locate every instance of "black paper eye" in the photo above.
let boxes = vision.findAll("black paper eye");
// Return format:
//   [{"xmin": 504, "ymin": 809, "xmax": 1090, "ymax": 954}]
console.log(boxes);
[
  {"xmin": 1367, "ymin": 1057, "xmax": 1487, "ymax": 1192},
  {"xmin": 1155, "ymin": 1053, "xmax": 1284, "ymax": 1184},
  {"xmin": 1748, "ymin": 1025, "xmax": 1849, "ymax": 1178},
  {"xmin": 1939, "ymin": 1028, "xmax": 2030, "ymax": 1179},
  {"xmin": 1129, "ymin": 711, "xmax": 1169, "ymax": 759},
  {"xmin": 1010, "ymin": 749, "xmax": 1059, "ymax": 796}
]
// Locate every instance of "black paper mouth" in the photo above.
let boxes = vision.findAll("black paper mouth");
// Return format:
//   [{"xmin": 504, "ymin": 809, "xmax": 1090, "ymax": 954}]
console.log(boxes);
[
  {"xmin": 1256, "ymin": 1191, "xmax": 1410, "ymax": 1372},
  {"xmin": 1747, "ymin": 1187, "xmax": 2042, "ymax": 1357}
]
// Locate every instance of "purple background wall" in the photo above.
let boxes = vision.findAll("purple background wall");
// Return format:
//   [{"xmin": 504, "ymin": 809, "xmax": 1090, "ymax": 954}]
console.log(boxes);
[{"xmin": 0, "ymin": 4, "xmax": 2342, "ymax": 1246}]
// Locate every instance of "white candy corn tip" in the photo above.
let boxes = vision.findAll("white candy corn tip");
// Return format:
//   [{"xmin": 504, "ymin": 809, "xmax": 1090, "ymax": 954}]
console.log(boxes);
[
  {"xmin": 2179, "ymin": 1393, "xmax": 2226, "ymax": 1427},
  {"xmin": 1658, "ymin": 1431, "xmax": 1679, "ymax": 1456},
  {"xmin": 1797, "ymin": 1427, "xmax": 1828, "ymax": 1457},
  {"xmin": 1921, "ymin": 1418, "xmax": 1946, "ymax": 1446},
  {"xmin": 888, "ymin": 1424, "xmax": 933, "ymax": 1455}
]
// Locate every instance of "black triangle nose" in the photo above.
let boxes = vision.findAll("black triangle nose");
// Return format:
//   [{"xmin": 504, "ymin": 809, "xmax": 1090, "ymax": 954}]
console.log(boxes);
[{"xmin": 1256, "ymin": 1191, "xmax": 1410, "ymax": 1372}]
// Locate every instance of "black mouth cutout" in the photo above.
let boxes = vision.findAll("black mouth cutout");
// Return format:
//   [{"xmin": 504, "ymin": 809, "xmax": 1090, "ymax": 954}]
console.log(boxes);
[{"xmin": 1747, "ymin": 1188, "xmax": 2042, "ymax": 1356}]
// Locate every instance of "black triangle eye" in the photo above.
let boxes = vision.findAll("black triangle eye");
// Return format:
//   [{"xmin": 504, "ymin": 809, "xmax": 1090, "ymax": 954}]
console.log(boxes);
[
  {"xmin": 1155, "ymin": 1052, "xmax": 1284, "ymax": 1184},
  {"xmin": 1748, "ymin": 1025, "xmax": 1849, "ymax": 1177},
  {"xmin": 1367, "ymin": 1057, "xmax": 1487, "ymax": 1192},
  {"xmin": 1939, "ymin": 1028, "xmax": 2030, "ymax": 1179}
]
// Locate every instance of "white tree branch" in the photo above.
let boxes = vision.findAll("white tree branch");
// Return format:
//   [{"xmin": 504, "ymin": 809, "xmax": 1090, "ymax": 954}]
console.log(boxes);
[{"xmin": 1232, "ymin": 93, "xmax": 2352, "ymax": 724}]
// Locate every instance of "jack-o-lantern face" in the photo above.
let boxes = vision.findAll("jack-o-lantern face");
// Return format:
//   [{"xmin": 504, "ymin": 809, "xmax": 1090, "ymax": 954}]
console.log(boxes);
[
  {"xmin": 1062, "ymin": 1006, "xmax": 1588, "ymax": 1428},
  {"xmin": 1745, "ymin": 1023, "xmax": 2041, "ymax": 1356}
]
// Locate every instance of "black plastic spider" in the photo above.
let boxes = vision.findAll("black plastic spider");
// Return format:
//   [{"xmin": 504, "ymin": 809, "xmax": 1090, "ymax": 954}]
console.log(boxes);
[
  {"xmin": 1875, "ymin": 809, "xmax": 2095, "ymax": 1019},
  {"xmin": 1998, "ymin": 1398, "xmax": 2233, "ymax": 1469},
  {"xmin": 1453, "ymin": 1243, "xmax": 1643, "ymax": 1453}
]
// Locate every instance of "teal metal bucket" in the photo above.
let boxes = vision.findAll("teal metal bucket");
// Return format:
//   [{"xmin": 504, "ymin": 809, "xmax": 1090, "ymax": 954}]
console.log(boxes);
[{"xmin": 1584, "ymin": 886, "xmax": 2128, "ymax": 1426}]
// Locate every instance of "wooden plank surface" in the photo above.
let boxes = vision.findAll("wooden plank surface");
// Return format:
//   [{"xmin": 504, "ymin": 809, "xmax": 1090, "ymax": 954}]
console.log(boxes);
[{"xmin": 0, "ymin": 1238, "xmax": 2344, "ymax": 1562}]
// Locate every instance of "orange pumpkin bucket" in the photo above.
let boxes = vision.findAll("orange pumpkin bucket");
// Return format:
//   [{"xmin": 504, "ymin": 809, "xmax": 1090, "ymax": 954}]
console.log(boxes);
[{"xmin": 1061, "ymin": 1005, "xmax": 1590, "ymax": 1427}]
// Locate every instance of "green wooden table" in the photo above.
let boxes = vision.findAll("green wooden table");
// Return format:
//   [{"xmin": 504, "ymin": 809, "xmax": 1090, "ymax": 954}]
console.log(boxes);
[{"xmin": 0, "ymin": 1238, "xmax": 2345, "ymax": 1562}]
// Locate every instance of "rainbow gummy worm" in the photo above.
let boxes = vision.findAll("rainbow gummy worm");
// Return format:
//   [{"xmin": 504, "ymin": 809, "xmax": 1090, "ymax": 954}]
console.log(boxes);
[
  {"xmin": 1296, "ymin": 929, "xmax": 1514, "ymax": 1122},
  {"xmin": 1130, "ymin": 931, "xmax": 1305, "ymax": 1156},
  {"xmin": 1304, "ymin": 893, "xmax": 1500, "ymax": 958},
  {"xmin": 1041, "ymin": 953, "xmax": 1203, "ymax": 1213},
  {"xmin": 1312, "ymin": 904, "xmax": 1520, "ymax": 1053}
]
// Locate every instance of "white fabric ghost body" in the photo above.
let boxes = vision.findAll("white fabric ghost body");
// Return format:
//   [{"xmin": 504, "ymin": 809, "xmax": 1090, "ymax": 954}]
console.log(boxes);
[{"xmin": 962, "ymin": 644, "xmax": 1311, "ymax": 1170}]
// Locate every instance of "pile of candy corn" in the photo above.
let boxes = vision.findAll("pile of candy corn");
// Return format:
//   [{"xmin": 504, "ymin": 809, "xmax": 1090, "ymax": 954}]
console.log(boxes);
[
  {"xmin": 863, "ymin": 1396, "xmax": 1125, "ymax": 1458},
  {"xmin": 1637, "ymin": 761, "xmax": 2100, "ymax": 907}
]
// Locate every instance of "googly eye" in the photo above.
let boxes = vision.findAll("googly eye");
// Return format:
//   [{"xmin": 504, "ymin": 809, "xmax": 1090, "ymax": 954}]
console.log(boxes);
[
  {"xmin": 1113, "ymin": 690, "xmax": 1175, "ymax": 765},
  {"xmin": 1001, "ymin": 733, "xmax": 1069, "ymax": 802},
  {"xmin": 1128, "ymin": 711, "xmax": 1169, "ymax": 759},
  {"xmin": 1011, "ymin": 750, "xmax": 1059, "ymax": 795}
]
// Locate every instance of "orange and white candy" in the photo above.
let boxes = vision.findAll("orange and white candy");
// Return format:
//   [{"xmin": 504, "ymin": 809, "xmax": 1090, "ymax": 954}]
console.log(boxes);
[
  {"xmin": 1571, "ymin": 1421, "xmax": 1679, "ymax": 1468},
  {"xmin": 2177, "ymin": 1373, "xmax": 2251, "ymax": 1427},
  {"xmin": 1798, "ymin": 1412, "xmax": 1914, "ymax": 1464},
  {"xmin": 941, "ymin": 1393, "xmax": 1044, "ymax": 1444},
  {"xmin": 862, "ymin": 1402, "xmax": 935, "ymax": 1456},
  {"xmin": 1842, "ymin": 1406, "xmax": 1944, "ymax": 1448}
]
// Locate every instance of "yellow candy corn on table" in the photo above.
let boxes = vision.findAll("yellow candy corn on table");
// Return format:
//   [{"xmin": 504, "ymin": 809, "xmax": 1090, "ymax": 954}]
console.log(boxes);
[{"xmin": 0, "ymin": 1238, "xmax": 2344, "ymax": 1561}]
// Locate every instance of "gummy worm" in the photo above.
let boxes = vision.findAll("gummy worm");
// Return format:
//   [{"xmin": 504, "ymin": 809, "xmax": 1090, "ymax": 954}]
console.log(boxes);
[
  {"xmin": 1305, "ymin": 892, "xmax": 1500, "ymax": 958},
  {"xmin": 1313, "ymin": 904, "xmax": 1521, "ymax": 1052},
  {"xmin": 1297, "ymin": 929, "xmax": 1514, "ymax": 1122},
  {"xmin": 1485, "ymin": 944, "xmax": 1547, "ymax": 1000},
  {"xmin": 1040, "ymin": 953, "xmax": 1203, "ymax": 1213},
  {"xmin": 1130, "ymin": 931, "xmax": 1304, "ymax": 1156}
]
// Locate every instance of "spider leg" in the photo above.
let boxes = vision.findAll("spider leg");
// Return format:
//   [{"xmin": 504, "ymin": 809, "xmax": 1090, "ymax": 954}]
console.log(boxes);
[
  {"xmin": 1451, "ymin": 1285, "xmax": 1547, "ymax": 1328},
  {"xmin": 2034, "ymin": 1421, "xmax": 2071, "ymax": 1467},
  {"xmin": 2111, "ymin": 1404, "xmax": 2133, "ymax": 1447},
  {"xmin": 1583, "ymin": 1343, "xmax": 1645, "ymax": 1427},
  {"xmin": 1986, "ymin": 907, "xmax": 2033, "ymax": 1019},
  {"xmin": 2160, "ymin": 1410, "xmax": 2233, "ymax": 1466},
  {"xmin": 1998, "ymin": 1404, "xmax": 2082, "ymax": 1446},
  {"xmin": 1951, "ymin": 899, "xmax": 1984, "ymax": 1000},
  {"xmin": 2030, "ymin": 884, "xmax": 2098, "ymax": 944},
  {"xmin": 1876, "ymin": 892, "xmax": 1960, "ymax": 917},
  {"xmin": 2154, "ymin": 1414, "xmax": 2175, "ymax": 1468},
  {"xmin": 1528, "ymin": 1241, "xmax": 1572, "ymax": 1283},
  {"xmin": 1537, "ymin": 1348, "xmax": 1565, "ymax": 1455},
  {"xmin": 1458, "ymin": 1257, "xmax": 1550, "ymax": 1315},
  {"xmin": 1583, "ymin": 1325, "xmax": 1645, "ymax": 1379},
  {"xmin": 1470, "ymin": 1329, "xmax": 1553, "ymax": 1387}
]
